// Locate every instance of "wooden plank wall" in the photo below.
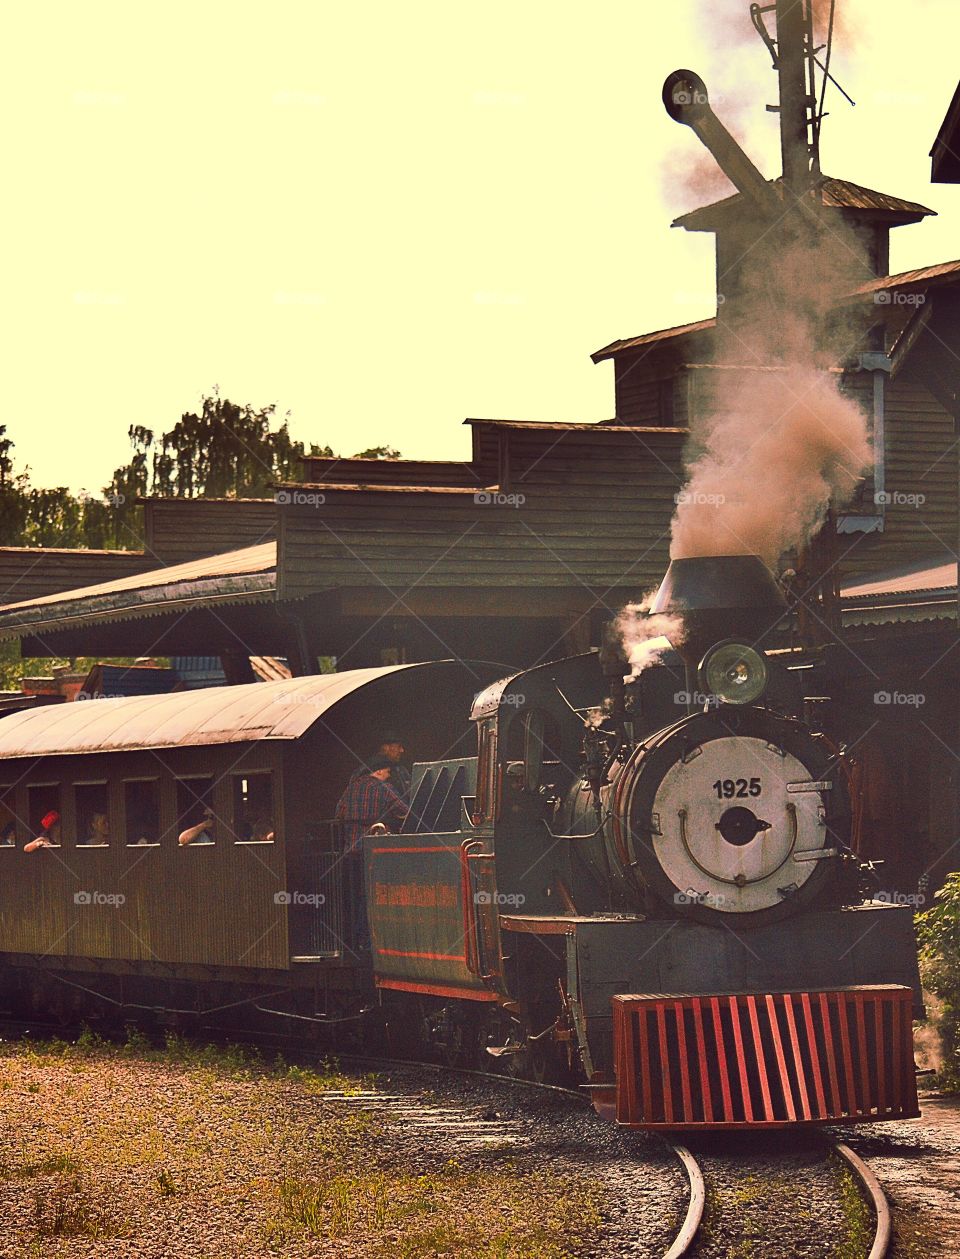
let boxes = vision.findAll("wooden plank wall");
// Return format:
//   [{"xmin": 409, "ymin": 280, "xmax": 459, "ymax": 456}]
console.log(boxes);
[
  {"xmin": 838, "ymin": 367, "xmax": 958, "ymax": 581},
  {"xmin": 278, "ymin": 427, "xmax": 687, "ymax": 601},
  {"xmin": 0, "ymin": 548, "xmax": 156, "ymax": 607},
  {"xmin": 143, "ymin": 499, "xmax": 277, "ymax": 564}
]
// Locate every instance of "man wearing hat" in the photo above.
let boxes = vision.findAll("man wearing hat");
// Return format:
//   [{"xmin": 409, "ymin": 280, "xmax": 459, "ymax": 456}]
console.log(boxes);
[
  {"xmin": 349, "ymin": 732, "xmax": 411, "ymax": 803},
  {"xmin": 335, "ymin": 755, "xmax": 407, "ymax": 953}
]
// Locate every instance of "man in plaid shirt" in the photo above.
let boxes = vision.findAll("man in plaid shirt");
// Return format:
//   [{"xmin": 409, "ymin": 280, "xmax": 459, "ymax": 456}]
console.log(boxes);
[
  {"xmin": 335, "ymin": 755, "xmax": 407, "ymax": 953},
  {"xmin": 335, "ymin": 755, "xmax": 407, "ymax": 854}
]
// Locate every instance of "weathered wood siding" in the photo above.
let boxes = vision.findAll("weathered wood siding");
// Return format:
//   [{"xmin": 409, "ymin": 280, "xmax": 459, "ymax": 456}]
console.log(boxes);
[
  {"xmin": 0, "ymin": 548, "xmax": 155, "ymax": 607},
  {"xmin": 278, "ymin": 427, "xmax": 687, "ymax": 601},
  {"xmin": 143, "ymin": 499, "xmax": 276, "ymax": 564},
  {"xmin": 838, "ymin": 368, "xmax": 957, "ymax": 581}
]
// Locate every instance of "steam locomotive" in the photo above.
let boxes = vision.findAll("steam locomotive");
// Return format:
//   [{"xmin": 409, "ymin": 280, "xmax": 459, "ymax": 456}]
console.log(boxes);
[{"xmin": 0, "ymin": 555, "xmax": 921, "ymax": 1130}]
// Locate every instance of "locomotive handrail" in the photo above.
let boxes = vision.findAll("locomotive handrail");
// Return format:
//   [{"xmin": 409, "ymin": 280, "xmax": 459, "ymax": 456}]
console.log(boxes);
[
  {"xmin": 460, "ymin": 838, "xmax": 485, "ymax": 976},
  {"xmin": 540, "ymin": 814, "xmax": 610, "ymax": 841}
]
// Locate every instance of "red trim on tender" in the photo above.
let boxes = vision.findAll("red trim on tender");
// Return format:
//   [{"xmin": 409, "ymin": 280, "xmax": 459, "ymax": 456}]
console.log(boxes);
[
  {"xmin": 376, "ymin": 947, "xmax": 466, "ymax": 962},
  {"xmin": 372, "ymin": 846, "xmax": 461, "ymax": 854},
  {"xmin": 375, "ymin": 977, "xmax": 500, "ymax": 1001}
]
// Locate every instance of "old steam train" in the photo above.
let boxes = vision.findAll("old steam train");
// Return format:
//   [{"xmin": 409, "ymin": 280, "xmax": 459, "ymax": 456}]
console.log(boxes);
[{"xmin": 0, "ymin": 555, "xmax": 921, "ymax": 1130}]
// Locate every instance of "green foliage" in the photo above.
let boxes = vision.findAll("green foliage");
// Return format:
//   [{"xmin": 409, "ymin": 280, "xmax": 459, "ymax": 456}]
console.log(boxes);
[
  {"xmin": 352, "ymin": 444, "xmax": 401, "ymax": 460},
  {"xmin": 917, "ymin": 872, "xmax": 960, "ymax": 1089}
]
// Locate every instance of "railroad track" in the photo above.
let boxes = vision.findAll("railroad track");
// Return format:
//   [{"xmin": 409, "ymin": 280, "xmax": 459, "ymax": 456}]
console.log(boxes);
[{"xmin": 0, "ymin": 1020, "xmax": 892, "ymax": 1258}]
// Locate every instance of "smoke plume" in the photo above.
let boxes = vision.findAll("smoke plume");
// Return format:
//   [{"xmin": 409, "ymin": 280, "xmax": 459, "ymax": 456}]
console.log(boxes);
[
  {"xmin": 615, "ymin": 595, "xmax": 685, "ymax": 678},
  {"xmin": 669, "ymin": 215, "xmax": 873, "ymax": 565}
]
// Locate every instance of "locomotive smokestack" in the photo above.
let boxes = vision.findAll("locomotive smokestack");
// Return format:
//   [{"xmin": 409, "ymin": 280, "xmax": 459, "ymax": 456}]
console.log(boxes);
[
  {"xmin": 649, "ymin": 555, "xmax": 786, "ymax": 666},
  {"xmin": 662, "ymin": 70, "xmax": 779, "ymax": 218}
]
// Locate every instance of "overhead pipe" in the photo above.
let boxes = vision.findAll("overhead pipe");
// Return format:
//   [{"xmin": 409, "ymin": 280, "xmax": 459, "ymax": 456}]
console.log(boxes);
[{"xmin": 662, "ymin": 70, "xmax": 780, "ymax": 218}]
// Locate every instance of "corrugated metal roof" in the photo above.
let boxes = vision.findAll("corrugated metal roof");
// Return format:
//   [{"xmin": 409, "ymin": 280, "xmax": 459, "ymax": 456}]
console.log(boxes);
[
  {"xmin": 0, "ymin": 541, "xmax": 275, "ymax": 613},
  {"xmin": 0, "ymin": 542, "xmax": 277, "ymax": 641},
  {"xmin": 840, "ymin": 559, "xmax": 957, "ymax": 629},
  {"xmin": 842, "ymin": 561, "xmax": 957, "ymax": 600},
  {"xmin": 0, "ymin": 664, "xmax": 427, "ymax": 757},
  {"xmin": 593, "ymin": 260, "xmax": 960, "ymax": 361},
  {"xmin": 673, "ymin": 176, "xmax": 935, "ymax": 231},
  {"xmin": 850, "ymin": 259, "xmax": 960, "ymax": 298},
  {"xmin": 284, "ymin": 483, "xmax": 488, "ymax": 495},
  {"xmin": 462, "ymin": 418, "xmax": 689, "ymax": 433},
  {"xmin": 592, "ymin": 318, "xmax": 718, "ymax": 362}
]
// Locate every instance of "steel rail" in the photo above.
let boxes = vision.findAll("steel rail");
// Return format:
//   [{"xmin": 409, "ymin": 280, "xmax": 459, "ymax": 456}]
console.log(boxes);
[
  {"xmin": 663, "ymin": 1142, "xmax": 706, "ymax": 1258},
  {"xmin": 833, "ymin": 1142, "xmax": 891, "ymax": 1259}
]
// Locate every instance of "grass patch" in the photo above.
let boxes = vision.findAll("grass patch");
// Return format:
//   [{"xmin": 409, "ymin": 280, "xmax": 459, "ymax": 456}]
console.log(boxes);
[
  {"xmin": 31, "ymin": 1175, "xmax": 129, "ymax": 1239},
  {"xmin": 830, "ymin": 1154, "xmax": 875, "ymax": 1259},
  {"xmin": 265, "ymin": 1164, "xmax": 603, "ymax": 1257},
  {"xmin": 3, "ymin": 1024, "xmax": 364, "ymax": 1091},
  {"xmin": 0, "ymin": 1152, "xmax": 80, "ymax": 1179}
]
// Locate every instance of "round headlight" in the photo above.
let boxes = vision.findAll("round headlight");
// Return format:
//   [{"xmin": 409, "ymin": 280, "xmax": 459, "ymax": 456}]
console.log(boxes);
[{"xmin": 698, "ymin": 640, "xmax": 768, "ymax": 706}]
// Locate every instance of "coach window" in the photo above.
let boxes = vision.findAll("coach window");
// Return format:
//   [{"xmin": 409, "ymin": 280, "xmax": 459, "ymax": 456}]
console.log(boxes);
[
  {"xmin": 0, "ymin": 787, "xmax": 16, "ymax": 846},
  {"xmin": 75, "ymin": 782, "xmax": 111, "ymax": 847},
  {"xmin": 175, "ymin": 777, "xmax": 216, "ymax": 846},
  {"xmin": 124, "ymin": 779, "xmax": 160, "ymax": 847},
  {"xmin": 27, "ymin": 784, "xmax": 61, "ymax": 847},
  {"xmin": 232, "ymin": 772, "xmax": 275, "ymax": 843}
]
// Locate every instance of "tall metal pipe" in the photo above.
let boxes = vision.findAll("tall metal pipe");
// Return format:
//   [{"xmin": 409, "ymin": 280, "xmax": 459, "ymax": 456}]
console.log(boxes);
[
  {"xmin": 662, "ymin": 70, "xmax": 779, "ymax": 218},
  {"xmin": 775, "ymin": 0, "xmax": 814, "ymax": 194}
]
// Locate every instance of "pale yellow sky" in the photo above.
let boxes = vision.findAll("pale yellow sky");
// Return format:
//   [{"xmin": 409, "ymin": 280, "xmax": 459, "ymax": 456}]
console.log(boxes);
[{"xmin": 2, "ymin": 0, "xmax": 958, "ymax": 494}]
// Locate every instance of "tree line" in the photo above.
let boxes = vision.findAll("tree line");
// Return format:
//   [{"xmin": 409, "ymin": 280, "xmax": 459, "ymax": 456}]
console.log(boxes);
[{"xmin": 1, "ymin": 394, "xmax": 399, "ymax": 551}]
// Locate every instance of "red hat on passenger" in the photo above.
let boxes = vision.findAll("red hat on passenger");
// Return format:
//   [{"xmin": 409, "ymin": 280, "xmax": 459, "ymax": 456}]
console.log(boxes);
[{"xmin": 41, "ymin": 810, "xmax": 60, "ymax": 830}]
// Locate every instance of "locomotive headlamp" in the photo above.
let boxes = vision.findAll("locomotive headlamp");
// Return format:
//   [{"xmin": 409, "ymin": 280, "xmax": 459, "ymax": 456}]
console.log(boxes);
[{"xmin": 698, "ymin": 640, "xmax": 768, "ymax": 706}]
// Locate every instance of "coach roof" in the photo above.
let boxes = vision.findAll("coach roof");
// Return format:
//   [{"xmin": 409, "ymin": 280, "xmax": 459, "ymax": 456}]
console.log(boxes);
[{"xmin": 0, "ymin": 664, "xmax": 441, "ymax": 757}]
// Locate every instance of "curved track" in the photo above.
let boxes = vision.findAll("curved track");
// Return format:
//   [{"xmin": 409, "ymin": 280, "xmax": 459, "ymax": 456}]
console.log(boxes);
[
  {"xmin": 834, "ymin": 1141, "xmax": 892, "ymax": 1259},
  {"xmin": 662, "ymin": 1142, "xmax": 706, "ymax": 1258}
]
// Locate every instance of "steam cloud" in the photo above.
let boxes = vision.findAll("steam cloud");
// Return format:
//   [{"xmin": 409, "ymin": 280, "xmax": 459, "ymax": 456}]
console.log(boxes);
[
  {"xmin": 615, "ymin": 596, "xmax": 685, "ymax": 678},
  {"xmin": 669, "ymin": 216, "xmax": 873, "ymax": 565}
]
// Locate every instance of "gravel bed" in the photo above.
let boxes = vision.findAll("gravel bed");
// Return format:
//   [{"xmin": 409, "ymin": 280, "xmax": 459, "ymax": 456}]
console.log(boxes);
[
  {"xmin": 685, "ymin": 1132, "xmax": 861, "ymax": 1259},
  {"xmin": 0, "ymin": 1041, "xmax": 686, "ymax": 1257},
  {"xmin": 837, "ymin": 1093, "xmax": 960, "ymax": 1258}
]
